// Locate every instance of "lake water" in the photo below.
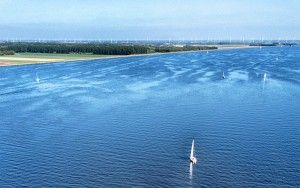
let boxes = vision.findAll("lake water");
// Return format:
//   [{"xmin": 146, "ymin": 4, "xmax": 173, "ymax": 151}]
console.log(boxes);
[{"xmin": 0, "ymin": 47, "xmax": 299, "ymax": 187}]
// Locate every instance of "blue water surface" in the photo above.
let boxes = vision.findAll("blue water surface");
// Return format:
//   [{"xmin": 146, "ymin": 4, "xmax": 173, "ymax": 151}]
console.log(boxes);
[{"xmin": 0, "ymin": 47, "xmax": 299, "ymax": 187}]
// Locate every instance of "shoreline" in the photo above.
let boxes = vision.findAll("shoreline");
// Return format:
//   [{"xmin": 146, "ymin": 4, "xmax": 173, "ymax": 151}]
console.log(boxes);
[{"xmin": 0, "ymin": 45, "xmax": 256, "ymax": 67}]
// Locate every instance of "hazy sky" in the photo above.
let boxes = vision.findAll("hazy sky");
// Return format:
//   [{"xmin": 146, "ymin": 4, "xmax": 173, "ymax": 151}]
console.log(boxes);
[{"xmin": 0, "ymin": 0, "xmax": 299, "ymax": 40}]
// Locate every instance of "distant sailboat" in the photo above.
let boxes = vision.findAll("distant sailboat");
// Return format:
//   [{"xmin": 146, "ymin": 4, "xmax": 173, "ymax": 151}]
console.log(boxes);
[
  {"xmin": 35, "ymin": 73, "xmax": 40, "ymax": 83},
  {"xmin": 190, "ymin": 139, "xmax": 197, "ymax": 164},
  {"xmin": 222, "ymin": 72, "xmax": 226, "ymax": 79},
  {"xmin": 263, "ymin": 73, "xmax": 267, "ymax": 83}
]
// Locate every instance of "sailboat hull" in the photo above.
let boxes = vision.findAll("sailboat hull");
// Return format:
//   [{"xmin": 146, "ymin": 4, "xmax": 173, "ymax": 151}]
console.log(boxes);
[{"xmin": 190, "ymin": 157, "xmax": 197, "ymax": 164}]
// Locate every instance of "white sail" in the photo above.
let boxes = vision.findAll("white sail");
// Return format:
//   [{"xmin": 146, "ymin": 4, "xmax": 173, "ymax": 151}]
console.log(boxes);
[
  {"xmin": 190, "ymin": 139, "xmax": 194, "ymax": 159},
  {"xmin": 190, "ymin": 139, "xmax": 197, "ymax": 164},
  {"xmin": 35, "ymin": 73, "xmax": 40, "ymax": 83},
  {"xmin": 263, "ymin": 73, "xmax": 267, "ymax": 82}
]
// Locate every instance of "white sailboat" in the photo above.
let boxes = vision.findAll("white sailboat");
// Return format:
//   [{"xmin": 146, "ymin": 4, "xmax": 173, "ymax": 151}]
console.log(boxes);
[
  {"xmin": 263, "ymin": 73, "xmax": 267, "ymax": 83},
  {"xmin": 35, "ymin": 73, "xmax": 40, "ymax": 83},
  {"xmin": 190, "ymin": 139, "xmax": 197, "ymax": 164},
  {"xmin": 222, "ymin": 71, "xmax": 226, "ymax": 79}
]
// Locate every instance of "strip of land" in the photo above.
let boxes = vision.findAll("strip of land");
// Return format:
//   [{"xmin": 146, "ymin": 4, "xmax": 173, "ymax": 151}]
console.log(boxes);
[
  {"xmin": 0, "ymin": 44, "xmax": 251, "ymax": 67},
  {"xmin": 0, "ymin": 53, "xmax": 114, "ymax": 66}
]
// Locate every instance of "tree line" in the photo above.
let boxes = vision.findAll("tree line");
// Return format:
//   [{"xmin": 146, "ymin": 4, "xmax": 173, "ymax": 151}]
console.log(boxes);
[
  {"xmin": 0, "ymin": 50, "xmax": 15, "ymax": 56},
  {"xmin": 154, "ymin": 45, "xmax": 217, "ymax": 53},
  {"xmin": 0, "ymin": 42, "xmax": 217, "ymax": 55}
]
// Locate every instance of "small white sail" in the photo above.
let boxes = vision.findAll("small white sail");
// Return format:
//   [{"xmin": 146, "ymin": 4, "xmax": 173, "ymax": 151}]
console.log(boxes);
[
  {"xmin": 35, "ymin": 73, "xmax": 40, "ymax": 83},
  {"xmin": 190, "ymin": 139, "xmax": 197, "ymax": 164},
  {"xmin": 263, "ymin": 73, "xmax": 267, "ymax": 82},
  {"xmin": 190, "ymin": 140, "xmax": 194, "ymax": 159}
]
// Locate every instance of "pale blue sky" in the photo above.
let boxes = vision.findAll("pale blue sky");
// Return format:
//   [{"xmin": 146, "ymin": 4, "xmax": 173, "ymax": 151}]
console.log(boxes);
[{"xmin": 0, "ymin": 0, "xmax": 299, "ymax": 40}]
